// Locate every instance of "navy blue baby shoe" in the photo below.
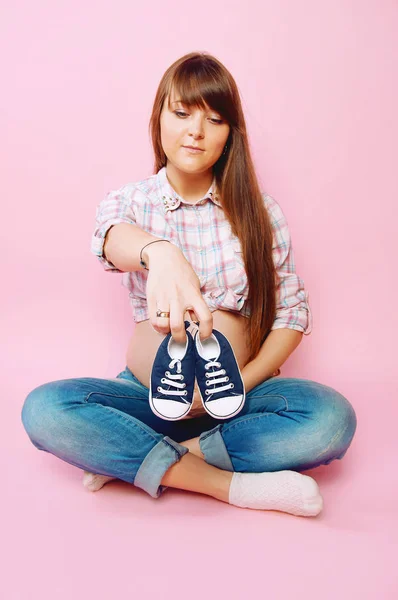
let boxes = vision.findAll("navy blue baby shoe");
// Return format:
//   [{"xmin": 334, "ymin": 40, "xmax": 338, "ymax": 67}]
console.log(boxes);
[
  {"xmin": 149, "ymin": 320, "xmax": 196, "ymax": 421},
  {"xmin": 193, "ymin": 326, "xmax": 245, "ymax": 419}
]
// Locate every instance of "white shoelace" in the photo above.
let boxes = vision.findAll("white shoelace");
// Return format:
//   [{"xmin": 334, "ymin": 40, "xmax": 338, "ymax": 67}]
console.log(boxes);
[
  {"xmin": 157, "ymin": 358, "xmax": 189, "ymax": 402},
  {"xmin": 205, "ymin": 360, "xmax": 234, "ymax": 396}
]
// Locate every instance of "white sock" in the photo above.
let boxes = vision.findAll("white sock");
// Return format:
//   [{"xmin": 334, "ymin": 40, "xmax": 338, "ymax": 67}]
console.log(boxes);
[
  {"xmin": 228, "ymin": 470, "xmax": 324, "ymax": 517},
  {"xmin": 83, "ymin": 471, "xmax": 116, "ymax": 492}
]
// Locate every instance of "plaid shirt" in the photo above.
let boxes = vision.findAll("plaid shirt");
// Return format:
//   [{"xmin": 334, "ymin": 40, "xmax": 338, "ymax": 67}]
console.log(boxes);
[{"xmin": 91, "ymin": 165, "xmax": 313, "ymax": 335}]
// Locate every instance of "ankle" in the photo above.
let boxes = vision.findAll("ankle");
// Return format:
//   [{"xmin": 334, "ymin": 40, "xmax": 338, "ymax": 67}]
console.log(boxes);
[
  {"xmin": 212, "ymin": 470, "xmax": 234, "ymax": 503},
  {"xmin": 181, "ymin": 437, "xmax": 205, "ymax": 460}
]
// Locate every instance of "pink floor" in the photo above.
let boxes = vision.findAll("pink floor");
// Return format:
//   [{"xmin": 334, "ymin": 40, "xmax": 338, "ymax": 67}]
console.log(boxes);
[{"xmin": 6, "ymin": 376, "xmax": 397, "ymax": 599}]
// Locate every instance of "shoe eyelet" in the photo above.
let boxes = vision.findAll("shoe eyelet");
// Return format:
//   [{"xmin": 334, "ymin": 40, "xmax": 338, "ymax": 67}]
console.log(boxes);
[
  {"xmin": 182, "ymin": 383, "xmax": 186, "ymax": 388},
  {"xmin": 161, "ymin": 378, "xmax": 166, "ymax": 383},
  {"xmin": 222, "ymin": 369, "xmax": 226, "ymax": 375},
  {"xmin": 206, "ymin": 380, "xmax": 210, "ymax": 386},
  {"xmin": 205, "ymin": 390, "xmax": 209, "ymax": 395},
  {"xmin": 157, "ymin": 387, "xmax": 161, "ymax": 392},
  {"xmin": 205, "ymin": 373, "xmax": 209, "ymax": 378},
  {"xmin": 226, "ymin": 377, "xmax": 229, "ymax": 382},
  {"xmin": 183, "ymin": 390, "xmax": 188, "ymax": 396},
  {"xmin": 230, "ymin": 383, "xmax": 234, "ymax": 388}
]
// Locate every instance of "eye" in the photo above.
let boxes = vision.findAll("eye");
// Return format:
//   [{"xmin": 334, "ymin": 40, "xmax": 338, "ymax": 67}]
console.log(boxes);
[{"xmin": 174, "ymin": 110, "xmax": 223, "ymax": 124}]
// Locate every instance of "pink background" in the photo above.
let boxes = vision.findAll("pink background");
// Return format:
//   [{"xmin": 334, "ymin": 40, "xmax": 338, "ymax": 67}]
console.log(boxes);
[{"xmin": 3, "ymin": 1, "xmax": 397, "ymax": 598}]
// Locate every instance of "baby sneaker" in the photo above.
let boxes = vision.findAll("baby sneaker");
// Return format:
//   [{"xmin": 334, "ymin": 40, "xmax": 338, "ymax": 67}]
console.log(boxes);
[
  {"xmin": 149, "ymin": 320, "xmax": 196, "ymax": 421},
  {"xmin": 193, "ymin": 325, "xmax": 245, "ymax": 419}
]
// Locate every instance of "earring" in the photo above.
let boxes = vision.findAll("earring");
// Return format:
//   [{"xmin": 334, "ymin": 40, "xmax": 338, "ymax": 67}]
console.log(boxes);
[{"xmin": 222, "ymin": 144, "xmax": 229, "ymax": 156}]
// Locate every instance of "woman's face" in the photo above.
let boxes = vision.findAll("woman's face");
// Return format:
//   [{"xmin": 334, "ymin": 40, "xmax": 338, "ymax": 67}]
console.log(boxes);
[{"xmin": 160, "ymin": 88, "xmax": 230, "ymax": 174}]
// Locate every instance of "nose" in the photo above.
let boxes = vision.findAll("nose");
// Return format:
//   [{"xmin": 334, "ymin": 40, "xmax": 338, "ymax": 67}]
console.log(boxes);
[{"xmin": 188, "ymin": 113, "xmax": 205, "ymax": 139}]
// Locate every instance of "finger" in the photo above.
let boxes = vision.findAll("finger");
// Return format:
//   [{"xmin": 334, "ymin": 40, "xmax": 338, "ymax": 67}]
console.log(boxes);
[
  {"xmin": 152, "ymin": 295, "xmax": 171, "ymax": 334},
  {"xmin": 192, "ymin": 301, "xmax": 213, "ymax": 340},
  {"xmin": 185, "ymin": 307, "xmax": 199, "ymax": 324},
  {"xmin": 169, "ymin": 299, "xmax": 187, "ymax": 343},
  {"xmin": 146, "ymin": 295, "xmax": 160, "ymax": 333}
]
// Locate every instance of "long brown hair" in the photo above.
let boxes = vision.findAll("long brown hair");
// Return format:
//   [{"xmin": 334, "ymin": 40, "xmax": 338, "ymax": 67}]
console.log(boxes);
[{"xmin": 148, "ymin": 51, "xmax": 276, "ymax": 363}]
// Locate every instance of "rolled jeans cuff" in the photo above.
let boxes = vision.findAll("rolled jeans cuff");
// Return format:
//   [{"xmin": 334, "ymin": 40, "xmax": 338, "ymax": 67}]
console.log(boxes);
[
  {"xmin": 199, "ymin": 424, "xmax": 234, "ymax": 471},
  {"xmin": 134, "ymin": 436, "xmax": 189, "ymax": 498}
]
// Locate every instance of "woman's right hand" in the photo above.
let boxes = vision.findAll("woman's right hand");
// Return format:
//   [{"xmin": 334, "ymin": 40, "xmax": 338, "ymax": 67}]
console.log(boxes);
[{"xmin": 144, "ymin": 241, "xmax": 213, "ymax": 343}]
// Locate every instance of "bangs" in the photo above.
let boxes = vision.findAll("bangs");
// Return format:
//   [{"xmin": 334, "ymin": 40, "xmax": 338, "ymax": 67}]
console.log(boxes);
[{"xmin": 166, "ymin": 59, "xmax": 234, "ymax": 123}]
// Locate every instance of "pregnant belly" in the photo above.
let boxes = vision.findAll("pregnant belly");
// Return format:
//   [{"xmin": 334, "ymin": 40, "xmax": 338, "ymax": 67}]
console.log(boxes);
[{"xmin": 126, "ymin": 309, "xmax": 252, "ymax": 419}]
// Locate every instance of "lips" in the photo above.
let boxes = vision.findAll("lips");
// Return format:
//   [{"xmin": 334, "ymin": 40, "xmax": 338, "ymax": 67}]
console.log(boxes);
[{"xmin": 183, "ymin": 146, "xmax": 204, "ymax": 151}]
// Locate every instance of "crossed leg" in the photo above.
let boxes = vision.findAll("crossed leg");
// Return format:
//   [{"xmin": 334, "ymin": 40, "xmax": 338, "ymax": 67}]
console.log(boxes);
[{"xmin": 83, "ymin": 435, "xmax": 234, "ymax": 501}]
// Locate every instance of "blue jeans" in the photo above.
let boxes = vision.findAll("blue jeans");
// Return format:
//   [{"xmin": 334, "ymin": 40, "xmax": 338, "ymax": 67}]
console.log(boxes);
[{"xmin": 21, "ymin": 366, "xmax": 357, "ymax": 499}]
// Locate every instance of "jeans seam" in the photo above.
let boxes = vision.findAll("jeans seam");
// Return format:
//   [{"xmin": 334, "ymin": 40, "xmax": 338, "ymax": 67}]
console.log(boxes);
[
  {"xmin": 223, "ymin": 414, "xmax": 266, "ymax": 433},
  {"xmin": 316, "ymin": 410, "xmax": 356, "ymax": 459},
  {"xmin": 223, "ymin": 411, "xmax": 290, "ymax": 434},
  {"xmin": 220, "ymin": 394, "xmax": 289, "ymax": 433},
  {"xmin": 94, "ymin": 404, "xmax": 163, "ymax": 445},
  {"xmin": 84, "ymin": 392, "xmax": 143, "ymax": 403},
  {"xmin": 246, "ymin": 393, "xmax": 289, "ymax": 411}
]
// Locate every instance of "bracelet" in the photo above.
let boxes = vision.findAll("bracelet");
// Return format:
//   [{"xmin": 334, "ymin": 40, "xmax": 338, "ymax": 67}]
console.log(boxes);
[{"xmin": 139, "ymin": 239, "xmax": 171, "ymax": 270}]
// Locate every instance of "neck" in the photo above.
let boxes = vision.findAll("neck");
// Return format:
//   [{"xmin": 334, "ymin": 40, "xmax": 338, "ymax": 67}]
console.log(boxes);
[{"xmin": 165, "ymin": 162, "xmax": 213, "ymax": 203}]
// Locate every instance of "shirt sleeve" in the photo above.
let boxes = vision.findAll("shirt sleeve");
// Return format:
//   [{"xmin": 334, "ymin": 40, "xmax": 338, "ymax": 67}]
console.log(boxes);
[
  {"xmin": 90, "ymin": 185, "xmax": 138, "ymax": 273},
  {"xmin": 264, "ymin": 194, "xmax": 313, "ymax": 335}
]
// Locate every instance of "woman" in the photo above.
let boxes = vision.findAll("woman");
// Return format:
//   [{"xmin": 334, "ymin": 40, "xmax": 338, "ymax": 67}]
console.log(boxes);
[{"xmin": 21, "ymin": 52, "xmax": 357, "ymax": 517}]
